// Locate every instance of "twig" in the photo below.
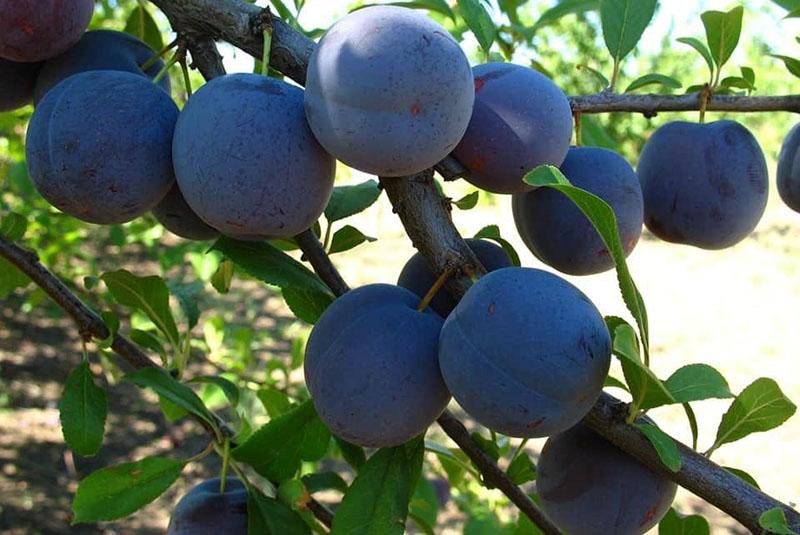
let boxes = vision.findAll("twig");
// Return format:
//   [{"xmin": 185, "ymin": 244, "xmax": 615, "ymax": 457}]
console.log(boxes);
[{"xmin": 294, "ymin": 230, "xmax": 350, "ymax": 297}]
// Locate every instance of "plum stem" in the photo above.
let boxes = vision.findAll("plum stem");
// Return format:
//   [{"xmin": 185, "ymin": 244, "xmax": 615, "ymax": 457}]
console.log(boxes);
[
  {"xmin": 698, "ymin": 84, "xmax": 713, "ymax": 124},
  {"xmin": 260, "ymin": 8, "xmax": 274, "ymax": 75},
  {"xmin": 417, "ymin": 265, "xmax": 456, "ymax": 312},
  {"xmin": 219, "ymin": 438, "xmax": 231, "ymax": 493},
  {"xmin": 510, "ymin": 438, "xmax": 529, "ymax": 463},
  {"xmin": 462, "ymin": 264, "xmax": 479, "ymax": 284},
  {"xmin": 152, "ymin": 51, "xmax": 180, "ymax": 84},
  {"xmin": 609, "ymin": 58, "xmax": 621, "ymax": 93},
  {"xmin": 139, "ymin": 38, "xmax": 178, "ymax": 72},
  {"xmin": 573, "ymin": 111, "xmax": 583, "ymax": 146},
  {"xmin": 179, "ymin": 54, "xmax": 193, "ymax": 97}
]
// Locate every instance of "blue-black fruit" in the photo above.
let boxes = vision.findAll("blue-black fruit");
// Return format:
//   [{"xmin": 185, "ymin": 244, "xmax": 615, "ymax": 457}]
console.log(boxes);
[
  {"xmin": 438, "ymin": 267, "xmax": 610, "ymax": 438},
  {"xmin": 637, "ymin": 120, "xmax": 768, "ymax": 249},
  {"xmin": 0, "ymin": 57, "xmax": 40, "ymax": 111},
  {"xmin": 152, "ymin": 184, "xmax": 219, "ymax": 241},
  {"xmin": 167, "ymin": 478, "xmax": 247, "ymax": 535},
  {"xmin": 0, "ymin": 0, "xmax": 94, "ymax": 62},
  {"xmin": 777, "ymin": 123, "xmax": 800, "ymax": 213}
]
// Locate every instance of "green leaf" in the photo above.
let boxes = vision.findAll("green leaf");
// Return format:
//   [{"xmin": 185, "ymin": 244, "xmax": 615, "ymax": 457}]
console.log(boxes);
[
  {"xmin": 0, "ymin": 257, "xmax": 30, "ymax": 298},
  {"xmin": 759, "ymin": 507, "xmax": 799, "ymax": 535},
  {"xmin": 712, "ymin": 378, "xmax": 797, "ymax": 450},
  {"xmin": 257, "ymin": 387, "xmax": 293, "ymax": 418},
  {"xmin": 158, "ymin": 395, "xmax": 188, "ymax": 422},
  {"xmin": 125, "ymin": 367, "xmax": 218, "ymax": 432},
  {"xmin": 604, "ymin": 375, "xmax": 630, "ymax": 392},
  {"xmin": 168, "ymin": 280, "xmax": 203, "ymax": 330},
  {"xmin": 336, "ymin": 437, "xmax": 367, "ymax": 470},
  {"xmin": 532, "ymin": 0, "xmax": 599, "ymax": 32},
  {"xmin": 232, "ymin": 400, "xmax": 331, "ymax": 482},
  {"xmin": 600, "ymin": 0, "xmax": 657, "ymax": 64},
  {"xmin": 473, "ymin": 225, "xmax": 521, "ymax": 267},
  {"xmin": 130, "ymin": 329, "xmax": 167, "ymax": 363},
  {"xmin": 701, "ymin": 6, "xmax": 744, "ymax": 69},
  {"xmin": 580, "ymin": 115, "xmax": 618, "ymax": 150},
  {"xmin": 624, "ymin": 73, "xmax": 682, "ymax": 93},
  {"xmin": 282, "ymin": 286, "xmax": 334, "ymax": 324},
  {"xmin": 123, "ymin": 5, "xmax": 164, "ymax": 52},
  {"xmin": 302, "ymin": 471, "xmax": 349, "ymax": 494},
  {"xmin": 457, "ymin": 0, "xmax": 497, "ymax": 53},
  {"xmin": 723, "ymin": 466, "xmax": 760, "ymax": 489},
  {"xmin": 740, "ymin": 66, "xmax": 755, "ymax": 86},
  {"xmin": 719, "ymin": 75, "xmax": 753, "ymax": 91},
  {"xmin": 635, "ymin": 423, "xmax": 681, "ymax": 472},
  {"xmin": 331, "ymin": 438, "xmax": 424, "ymax": 535},
  {"xmin": 189, "ymin": 375, "xmax": 240, "ymax": 408},
  {"xmin": 101, "ymin": 270, "xmax": 180, "ymax": 349},
  {"xmin": 210, "ymin": 259, "xmax": 235, "ymax": 294},
  {"xmin": 525, "ymin": 166, "xmax": 649, "ymax": 352},
  {"xmin": 72, "ymin": 456, "xmax": 185, "ymax": 523},
  {"xmin": 769, "ymin": 54, "xmax": 800, "ymax": 79},
  {"xmin": 471, "ymin": 432, "xmax": 500, "ymax": 462},
  {"xmin": 576, "ymin": 63, "xmax": 610, "ymax": 89},
  {"xmin": 454, "ymin": 191, "xmax": 479, "ymax": 210},
  {"xmin": 410, "ymin": 477, "xmax": 439, "ymax": 529},
  {"xmin": 325, "ymin": 180, "xmax": 382, "ymax": 222},
  {"xmin": 677, "ymin": 37, "xmax": 715, "ymax": 79},
  {"xmin": 59, "ymin": 361, "xmax": 107, "ymax": 457},
  {"xmin": 664, "ymin": 364, "xmax": 733, "ymax": 403},
  {"xmin": 658, "ymin": 507, "xmax": 710, "ymax": 535},
  {"xmin": 0, "ymin": 212, "xmax": 27, "ymax": 240},
  {"xmin": 329, "ymin": 225, "xmax": 377, "ymax": 254},
  {"xmin": 247, "ymin": 489, "xmax": 311, "ymax": 535},
  {"xmin": 507, "ymin": 453, "xmax": 537, "ymax": 485}
]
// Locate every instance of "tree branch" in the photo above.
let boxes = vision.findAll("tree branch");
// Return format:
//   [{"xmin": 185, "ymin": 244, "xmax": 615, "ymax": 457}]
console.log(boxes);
[
  {"xmin": 294, "ymin": 230, "xmax": 350, "ymax": 297},
  {"xmin": 570, "ymin": 91, "xmax": 800, "ymax": 116}
]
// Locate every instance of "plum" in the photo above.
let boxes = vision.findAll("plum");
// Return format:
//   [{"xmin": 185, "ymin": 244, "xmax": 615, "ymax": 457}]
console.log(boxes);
[
  {"xmin": 173, "ymin": 73, "xmax": 335, "ymax": 240},
  {"xmin": 304, "ymin": 284, "xmax": 449, "ymax": 447},
  {"xmin": 537, "ymin": 424, "xmax": 677, "ymax": 535},
  {"xmin": 438, "ymin": 267, "xmax": 610, "ymax": 438},
  {"xmin": 304, "ymin": 5, "xmax": 474, "ymax": 177},
  {"xmin": 512, "ymin": 146, "xmax": 644, "ymax": 276},
  {"xmin": 397, "ymin": 238, "xmax": 512, "ymax": 317},
  {"xmin": 0, "ymin": 58, "xmax": 40, "ymax": 111},
  {"xmin": 777, "ymin": 123, "xmax": 800, "ymax": 213},
  {"xmin": 152, "ymin": 184, "xmax": 219, "ymax": 241},
  {"xmin": 26, "ymin": 70, "xmax": 178, "ymax": 224},
  {"xmin": 0, "ymin": 0, "xmax": 94, "ymax": 62},
  {"xmin": 637, "ymin": 120, "xmax": 768, "ymax": 249},
  {"xmin": 34, "ymin": 29, "xmax": 170, "ymax": 104},
  {"xmin": 167, "ymin": 478, "xmax": 247, "ymax": 535},
  {"xmin": 452, "ymin": 62, "xmax": 573, "ymax": 194}
]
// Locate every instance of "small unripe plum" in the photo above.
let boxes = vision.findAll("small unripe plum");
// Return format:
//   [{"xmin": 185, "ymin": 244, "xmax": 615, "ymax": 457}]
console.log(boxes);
[
  {"xmin": 438, "ymin": 267, "xmax": 610, "ymax": 438},
  {"xmin": 453, "ymin": 62, "xmax": 573, "ymax": 194},
  {"xmin": 152, "ymin": 184, "xmax": 219, "ymax": 241},
  {"xmin": 304, "ymin": 6, "xmax": 474, "ymax": 177},
  {"xmin": 0, "ymin": 58, "xmax": 40, "ymax": 111},
  {"xmin": 167, "ymin": 478, "xmax": 247, "ymax": 535},
  {"xmin": 637, "ymin": 120, "xmax": 768, "ymax": 249},
  {"xmin": 173, "ymin": 73, "xmax": 335, "ymax": 240},
  {"xmin": 26, "ymin": 71, "xmax": 178, "ymax": 224},
  {"xmin": 537, "ymin": 424, "xmax": 677, "ymax": 535},
  {"xmin": 34, "ymin": 30, "xmax": 170, "ymax": 104},
  {"xmin": 0, "ymin": 0, "xmax": 94, "ymax": 62},
  {"xmin": 512, "ymin": 146, "xmax": 644, "ymax": 276},
  {"xmin": 304, "ymin": 284, "xmax": 449, "ymax": 447},
  {"xmin": 777, "ymin": 123, "xmax": 800, "ymax": 213},
  {"xmin": 397, "ymin": 238, "xmax": 512, "ymax": 317}
]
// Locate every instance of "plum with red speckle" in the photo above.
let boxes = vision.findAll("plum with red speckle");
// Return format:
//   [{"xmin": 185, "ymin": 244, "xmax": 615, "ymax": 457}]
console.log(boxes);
[
  {"xmin": 0, "ymin": 58, "xmax": 40, "ymax": 111},
  {"xmin": 0, "ymin": 0, "xmax": 94, "ymax": 62},
  {"xmin": 167, "ymin": 478, "xmax": 247, "ymax": 535},
  {"xmin": 304, "ymin": 6, "xmax": 474, "ymax": 177},
  {"xmin": 152, "ymin": 184, "xmax": 219, "ymax": 241},
  {"xmin": 453, "ymin": 62, "xmax": 573, "ymax": 194},
  {"xmin": 537, "ymin": 424, "xmax": 677, "ymax": 535}
]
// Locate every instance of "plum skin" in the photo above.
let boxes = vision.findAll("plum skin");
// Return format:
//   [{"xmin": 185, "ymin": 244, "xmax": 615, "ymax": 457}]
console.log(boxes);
[
  {"xmin": 304, "ymin": 5, "xmax": 474, "ymax": 177},
  {"xmin": 513, "ymin": 146, "xmax": 644, "ymax": 276},
  {"xmin": 173, "ymin": 73, "xmax": 335, "ymax": 240},
  {"xmin": 453, "ymin": 62, "xmax": 573, "ymax": 194},
  {"xmin": 152, "ymin": 184, "xmax": 219, "ymax": 241},
  {"xmin": 34, "ymin": 29, "xmax": 171, "ymax": 104},
  {"xmin": 0, "ymin": 58, "xmax": 40, "ymax": 111},
  {"xmin": 25, "ymin": 71, "xmax": 178, "ymax": 225},
  {"xmin": 438, "ymin": 267, "xmax": 610, "ymax": 438},
  {"xmin": 537, "ymin": 424, "xmax": 677, "ymax": 535},
  {"xmin": 0, "ymin": 0, "xmax": 95, "ymax": 62},
  {"xmin": 637, "ymin": 120, "xmax": 768, "ymax": 249},
  {"xmin": 777, "ymin": 123, "xmax": 800, "ymax": 213},
  {"xmin": 304, "ymin": 284, "xmax": 449, "ymax": 447},
  {"xmin": 397, "ymin": 238, "xmax": 513, "ymax": 317},
  {"xmin": 167, "ymin": 478, "xmax": 247, "ymax": 535}
]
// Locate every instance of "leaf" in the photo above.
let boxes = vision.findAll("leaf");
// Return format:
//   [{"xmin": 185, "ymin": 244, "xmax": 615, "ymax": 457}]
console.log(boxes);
[
  {"xmin": 302, "ymin": 471, "xmax": 349, "ymax": 494},
  {"xmin": 624, "ymin": 73, "xmax": 682, "ymax": 93},
  {"xmin": 0, "ymin": 257, "xmax": 30, "ymax": 298},
  {"xmin": 532, "ymin": 0, "xmax": 599, "ymax": 32},
  {"xmin": 635, "ymin": 423, "xmax": 681, "ymax": 472},
  {"xmin": 331, "ymin": 438, "xmax": 424, "ymax": 535},
  {"xmin": 457, "ymin": 0, "xmax": 497, "ymax": 53},
  {"xmin": 712, "ymin": 378, "xmax": 797, "ymax": 450},
  {"xmin": 329, "ymin": 225, "xmax": 377, "ymax": 254},
  {"xmin": 576, "ymin": 63, "xmax": 610, "ymax": 89},
  {"xmin": 189, "ymin": 375, "xmax": 240, "ymax": 408},
  {"xmin": 282, "ymin": 286, "xmax": 334, "ymax": 324},
  {"xmin": 604, "ymin": 375, "xmax": 629, "ymax": 392},
  {"xmin": 72, "ymin": 456, "xmax": 185, "ymax": 523},
  {"xmin": 257, "ymin": 387, "xmax": 293, "ymax": 418},
  {"xmin": 719, "ymin": 75, "xmax": 753, "ymax": 91},
  {"xmin": 232, "ymin": 400, "xmax": 331, "ymax": 482},
  {"xmin": 168, "ymin": 280, "xmax": 203, "ymax": 330},
  {"xmin": 525, "ymin": 166, "xmax": 649, "ymax": 353},
  {"xmin": 759, "ymin": 507, "xmax": 799, "ymax": 535},
  {"xmin": 600, "ymin": 0, "xmax": 657, "ymax": 64},
  {"xmin": 473, "ymin": 225, "xmax": 521, "ymax": 267},
  {"xmin": 740, "ymin": 65, "xmax": 756, "ymax": 86},
  {"xmin": 325, "ymin": 180, "xmax": 382, "ymax": 222},
  {"xmin": 0, "ymin": 212, "xmax": 27, "ymax": 240},
  {"xmin": 123, "ymin": 5, "xmax": 164, "ymax": 52},
  {"xmin": 159, "ymin": 395, "xmax": 188, "ymax": 422},
  {"xmin": 454, "ymin": 191, "xmax": 479, "ymax": 210},
  {"xmin": 658, "ymin": 508, "xmax": 710, "ymax": 535},
  {"xmin": 130, "ymin": 329, "xmax": 167, "ymax": 363},
  {"xmin": 336, "ymin": 437, "xmax": 367, "ymax": 470},
  {"xmin": 59, "ymin": 361, "xmax": 107, "ymax": 457},
  {"xmin": 210, "ymin": 259, "xmax": 235, "ymax": 294},
  {"xmin": 125, "ymin": 367, "xmax": 218, "ymax": 433},
  {"xmin": 101, "ymin": 270, "xmax": 180, "ymax": 349},
  {"xmin": 507, "ymin": 453, "xmax": 537, "ymax": 485},
  {"xmin": 769, "ymin": 54, "xmax": 800, "ymax": 79},
  {"xmin": 677, "ymin": 37, "xmax": 715, "ymax": 79},
  {"xmin": 723, "ymin": 466, "xmax": 760, "ymax": 489},
  {"xmin": 247, "ymin": 490, "xmax": 311, "ymax": 535},
  {"xmin": 701, "ymin": 6, "xmax": 744, "ymax": 69},
  {"xmin": 410, "ymin": 477, "xmax": 439, "ymax": 529},
  {"xmin": 665, "ymin": 364, "xmax": 733, "ymax": 403}
]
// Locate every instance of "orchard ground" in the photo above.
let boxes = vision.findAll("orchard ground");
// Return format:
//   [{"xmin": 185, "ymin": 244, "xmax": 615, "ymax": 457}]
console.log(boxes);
[{"xmin": 1, "ymin": 162, "xmax": 798, "ymax": 533}]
